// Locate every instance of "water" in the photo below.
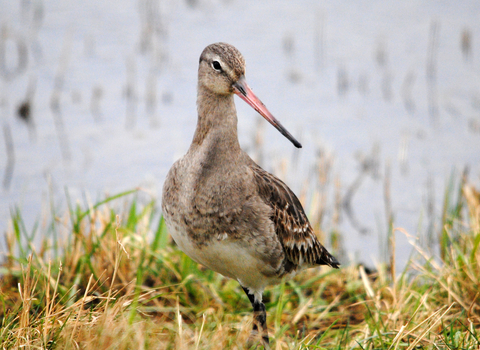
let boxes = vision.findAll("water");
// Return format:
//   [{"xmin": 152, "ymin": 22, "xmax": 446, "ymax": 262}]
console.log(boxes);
[{"xmin": 1, "ymin": 0, "xmax": 480, "ymax": 269}]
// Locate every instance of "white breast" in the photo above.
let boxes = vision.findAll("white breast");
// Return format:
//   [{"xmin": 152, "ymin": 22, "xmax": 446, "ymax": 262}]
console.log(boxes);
[{"xmin": 165, "ymin": 217, "xmax": 284, "ymax": 292}]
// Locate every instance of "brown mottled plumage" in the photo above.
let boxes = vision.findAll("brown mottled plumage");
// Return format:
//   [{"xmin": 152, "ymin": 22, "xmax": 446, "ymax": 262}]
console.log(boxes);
[
  {"xmin": 251, "ymin": 164, "xmax": 338, "ymax": 268},
  {"xmin": 162, "ymin": 42, "xmax": 339, "ymax": 348}
]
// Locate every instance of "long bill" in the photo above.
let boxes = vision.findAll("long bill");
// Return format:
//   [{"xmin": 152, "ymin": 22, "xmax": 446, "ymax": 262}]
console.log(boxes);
[{"xmin": 233, "ymin": 77, "xmax": 302, "ymax": 148}]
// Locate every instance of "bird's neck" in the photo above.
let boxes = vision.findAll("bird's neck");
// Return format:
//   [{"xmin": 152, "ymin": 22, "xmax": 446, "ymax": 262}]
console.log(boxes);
[{"xmin": 191, "ymin": 84, "xmax": 241, "ymax": 154}]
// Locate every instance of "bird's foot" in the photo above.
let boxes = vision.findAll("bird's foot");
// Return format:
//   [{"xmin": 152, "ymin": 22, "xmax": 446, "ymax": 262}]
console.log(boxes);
[{"xmin": 246, "ymin": 329, "xmax": 270, "ymax": 350}]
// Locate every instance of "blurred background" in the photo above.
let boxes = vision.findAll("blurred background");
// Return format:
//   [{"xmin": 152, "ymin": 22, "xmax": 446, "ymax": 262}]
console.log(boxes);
[{"xmin": 1, "ymin": 0, "xmax": 479, "ymax": 269}]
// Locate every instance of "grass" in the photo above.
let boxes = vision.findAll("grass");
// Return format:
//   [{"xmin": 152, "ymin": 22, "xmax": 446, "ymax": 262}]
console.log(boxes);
[{"xmin": 0, "ymin": 179, "xmax": 479, "ymax": 349}]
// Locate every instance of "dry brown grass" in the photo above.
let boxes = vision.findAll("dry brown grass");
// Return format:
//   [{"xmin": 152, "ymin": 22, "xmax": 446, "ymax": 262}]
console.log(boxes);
[{"xmin": 1, "ymin": 182, "xmax": 479, "ymax": 349}]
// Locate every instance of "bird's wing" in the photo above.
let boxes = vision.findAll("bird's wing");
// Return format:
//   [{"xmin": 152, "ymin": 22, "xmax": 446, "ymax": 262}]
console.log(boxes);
[{"xmin": 251, "ymin": 164, "xmax": 339, "ymax": 269}]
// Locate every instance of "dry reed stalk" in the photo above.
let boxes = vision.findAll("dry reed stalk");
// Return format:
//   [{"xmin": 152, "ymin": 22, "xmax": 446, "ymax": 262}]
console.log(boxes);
[
  {"xmin": 103, "ymin": 215, "xmax": 124, "ymax": 325},
  {"xmin": 18, "ymin": 255, "xmax": 36, "ymax": 346},
  {"xmin": 70, "ymin": 273, "xmax": 94, "ymax": 343}
]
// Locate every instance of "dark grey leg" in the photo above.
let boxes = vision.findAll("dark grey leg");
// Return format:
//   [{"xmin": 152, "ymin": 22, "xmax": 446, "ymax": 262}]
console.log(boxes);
[{"xmin": 242, "ymin": 286, "xmax": 269, "ymax": 348}]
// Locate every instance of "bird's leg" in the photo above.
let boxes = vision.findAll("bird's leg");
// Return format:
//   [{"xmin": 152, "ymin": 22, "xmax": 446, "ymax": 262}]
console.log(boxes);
[
  {"xmin": 253, "ymin": 301, "xmax": 268, "ymax": 346},
  {"xmin": 242, "ymin": 286, "xmax": 269, "ymax": 349}
]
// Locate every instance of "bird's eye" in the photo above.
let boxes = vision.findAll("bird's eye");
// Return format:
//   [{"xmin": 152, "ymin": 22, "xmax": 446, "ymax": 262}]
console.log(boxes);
[{"xmin": 212, "ymin": 61, "xmax": 222, "ymax": 71}]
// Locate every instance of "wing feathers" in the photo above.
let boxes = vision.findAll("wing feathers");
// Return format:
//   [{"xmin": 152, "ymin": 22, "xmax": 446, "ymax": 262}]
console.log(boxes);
[{"xmin": 251, "ymin": 165, "xmax": 339, "ymax": 269}]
